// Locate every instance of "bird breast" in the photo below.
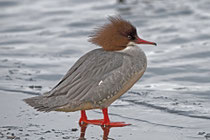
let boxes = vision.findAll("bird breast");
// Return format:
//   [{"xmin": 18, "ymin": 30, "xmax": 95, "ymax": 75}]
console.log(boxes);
[
  {"xmin": 81, "ymin": 45, "xmax": 148, "ymax": 108},
  {"xmin": 95, "ymin": 45, "xmax": 147, "ymax": 107}
]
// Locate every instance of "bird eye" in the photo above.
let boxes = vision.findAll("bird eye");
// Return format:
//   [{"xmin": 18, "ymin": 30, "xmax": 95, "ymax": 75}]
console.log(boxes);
[{"xmin": 127, "ymin": 35, "xmax": 135, "ymax": 40}]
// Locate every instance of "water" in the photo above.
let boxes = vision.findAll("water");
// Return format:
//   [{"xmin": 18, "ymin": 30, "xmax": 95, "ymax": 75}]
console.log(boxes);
[{"xmin": 0, "ymin": 0, "xmax": 210, "ymax": 139}]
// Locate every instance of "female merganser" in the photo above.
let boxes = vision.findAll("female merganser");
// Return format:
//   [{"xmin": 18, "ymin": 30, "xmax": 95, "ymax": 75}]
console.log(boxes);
[{"xmin": 24, "ymin": 16, "xmax": 156, "ymax": 127}]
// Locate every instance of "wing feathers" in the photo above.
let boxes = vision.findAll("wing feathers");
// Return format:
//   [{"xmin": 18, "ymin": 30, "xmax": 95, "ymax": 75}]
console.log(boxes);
[{"xmin": 25, "ymin": 49, "xmax": 131, "ymax": 111}]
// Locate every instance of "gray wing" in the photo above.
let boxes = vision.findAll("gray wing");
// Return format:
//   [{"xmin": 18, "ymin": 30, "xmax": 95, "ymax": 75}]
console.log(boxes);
[
  {"xmin": 45, "ymin": 49, "xmax": 126, "ymax": 103},
  {"xmin": 24, "ymin": 48, "xmax": 146, "ymax": 111}
]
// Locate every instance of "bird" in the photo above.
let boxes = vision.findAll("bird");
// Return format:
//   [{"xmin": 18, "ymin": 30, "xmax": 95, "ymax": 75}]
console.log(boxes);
[{"xmin": 24, "ymin": 16, "xmax": 156, "ymax": 127}]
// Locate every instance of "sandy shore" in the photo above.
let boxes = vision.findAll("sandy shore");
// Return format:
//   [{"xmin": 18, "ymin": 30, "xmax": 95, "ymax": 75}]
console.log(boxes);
[{"xmin": 0, "ymin": 90, "xmax": 209, "ymax": 140}]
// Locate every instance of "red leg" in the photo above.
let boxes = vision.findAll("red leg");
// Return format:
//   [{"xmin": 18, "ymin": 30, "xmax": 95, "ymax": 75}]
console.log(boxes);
[
  {"xmin": 79, "ymin": 110, "xmax": 87, "ymax": 124},
  {"xmin": 102, "ymin": 108, "xmax": 110, "ymax": 124},
  {"xmin": 78, "ymin": 108, "xmax": 130, "ymax": 127},
  {"xmin": 101, "ymin": 108, "xmax": 130, "ymax": 127}
]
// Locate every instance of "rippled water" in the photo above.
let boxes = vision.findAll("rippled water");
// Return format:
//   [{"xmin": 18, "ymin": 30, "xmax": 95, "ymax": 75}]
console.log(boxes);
[{"xmin": 0, "ymin": 0, "xmax": 210, "ymax": 139}]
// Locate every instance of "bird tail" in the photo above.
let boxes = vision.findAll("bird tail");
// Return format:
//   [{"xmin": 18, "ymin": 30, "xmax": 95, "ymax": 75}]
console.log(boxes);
[
  {"xmin": 24, "ymin": 95, "xmax": 94, "ymax": 112},
  {"xmin": 24, "ymin": 96, "xmax": 54, "ymax": 112}
]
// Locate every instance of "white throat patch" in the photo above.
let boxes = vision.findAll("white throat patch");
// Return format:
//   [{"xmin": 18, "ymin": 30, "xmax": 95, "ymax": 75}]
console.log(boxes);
[{"xmin": 127, "ymin": 41, "xmax": 136, "ymax": 46}]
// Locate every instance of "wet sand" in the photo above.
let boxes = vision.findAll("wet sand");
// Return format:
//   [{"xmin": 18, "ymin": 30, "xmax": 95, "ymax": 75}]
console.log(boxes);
[{"xmin": 1, "ymin": 90, "xmax": 210, "ymax": 140}]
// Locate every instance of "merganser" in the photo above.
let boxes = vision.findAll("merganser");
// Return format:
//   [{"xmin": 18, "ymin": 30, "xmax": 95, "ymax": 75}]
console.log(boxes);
[{"xmin": 24, "ymin": 16, "xmax": 156, "ymax": 127}]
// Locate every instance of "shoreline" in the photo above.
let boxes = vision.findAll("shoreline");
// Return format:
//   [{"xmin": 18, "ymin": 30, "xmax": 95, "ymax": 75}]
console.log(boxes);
[{"xmin": 1, "ymin": 90, "xmax": 209, "ymax": 140}]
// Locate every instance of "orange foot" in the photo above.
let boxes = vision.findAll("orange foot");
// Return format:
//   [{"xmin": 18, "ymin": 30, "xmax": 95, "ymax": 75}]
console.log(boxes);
[
  {"xmin": 79, "ymin": 108, "xmax": 131, "ymax": 127},
  {"xmin": 82, "ymin": 119, "xmax": 130, "ymax": 127}
]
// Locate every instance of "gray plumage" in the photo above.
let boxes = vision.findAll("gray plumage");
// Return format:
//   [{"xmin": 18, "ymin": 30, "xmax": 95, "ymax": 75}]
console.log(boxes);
[{"xmin": 24, "ymin": 45, "xmax": 147, "ymax": 112}]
